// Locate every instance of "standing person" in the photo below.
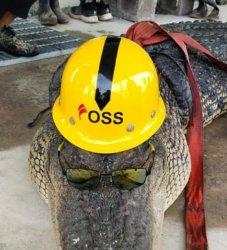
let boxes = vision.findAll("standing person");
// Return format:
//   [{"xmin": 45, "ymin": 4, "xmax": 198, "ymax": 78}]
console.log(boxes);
[
  {"xmin": 0, "ymin": 0, "xmax": 39, "ymax": 56},
  {"xmin": 38, "ymin": 0, "xmax": 69, "ymax": 26},
  {"xmin": 69, "ymin": 0, "xmax": 113, "ymax": 23}
]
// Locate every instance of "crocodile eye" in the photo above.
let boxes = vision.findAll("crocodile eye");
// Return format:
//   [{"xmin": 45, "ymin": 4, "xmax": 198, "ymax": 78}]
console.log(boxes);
[
  {"xmin": 66, "ymin": 169, "xmax": 100, "ymax": 189},
  {"xmin": 112, "ymin": 168, "xmax": 148, "ymax": 190}
]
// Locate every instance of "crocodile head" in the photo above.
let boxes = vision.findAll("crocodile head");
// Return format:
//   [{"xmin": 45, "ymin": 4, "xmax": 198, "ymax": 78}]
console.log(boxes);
[{"xmin": 47, "ymin": 131, "xmax": 168, "ymax": 250}]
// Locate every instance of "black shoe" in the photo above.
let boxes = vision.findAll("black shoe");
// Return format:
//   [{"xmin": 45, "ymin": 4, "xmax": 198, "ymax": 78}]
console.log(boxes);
[
  {"xmin": 0, "ymin": 26, "xmax": 39, "ymax": 57},
  {"xmin": 155, "ymin": 1, "xmax": 177, "ymax": 14},
  {"xmin": 95, "ymin": 0, "xmax": 113, "ymax": 21},
  {"xmin": 207, "ymin": 8, "xmax": 219, "ymax": 20},
  {"xmin": 38, "ymin": 0, "xmax": 58, "ymax": 26},
  {"xmin": 190, "ymin": 4, "xmax": 208, "ymax": 18},
  {"xmin": 52, "ymin": 7, "xmax": 70, "ymax": 24},
  {"xmin": 50, "ymin": 0, "xmax": 70, "ymax": 24},
  {"xmin": 69, "ymin": 0, "xmax": 98, "ymax": 23},
  {"xmin": 216, "ymin": 0, "xmax": 227, "ymax": 5},
  {"xmin": 38, "ymin": 9, "xmax": 58, "ymax": 26}
]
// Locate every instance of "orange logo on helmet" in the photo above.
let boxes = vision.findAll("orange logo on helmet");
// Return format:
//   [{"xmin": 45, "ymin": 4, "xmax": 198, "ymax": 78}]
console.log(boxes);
[{"xmin": 78, "ymin": 104, "xmax": 87, "ymax": 119}]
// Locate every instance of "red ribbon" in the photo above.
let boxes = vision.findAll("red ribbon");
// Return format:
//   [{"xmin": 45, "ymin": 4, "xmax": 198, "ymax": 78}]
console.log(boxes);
[{"xmin": 126, "ymin": 21, "xmax": 227, "ymax": 250}]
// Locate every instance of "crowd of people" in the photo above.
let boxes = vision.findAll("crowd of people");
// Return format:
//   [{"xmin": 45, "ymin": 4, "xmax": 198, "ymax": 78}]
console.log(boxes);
[
  {"xmin": 0, "ymin": 0, "xmax": 226, "ymax": 57},
  {"xmin": 38, "ymin": 0, "xmax": 113, "ymax": 26}
]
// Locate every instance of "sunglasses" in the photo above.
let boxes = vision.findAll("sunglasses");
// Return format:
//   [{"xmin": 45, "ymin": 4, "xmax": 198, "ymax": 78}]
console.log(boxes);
[{"xmin": 58, "ymin": 143, "xmax": 155, "ymax": 190}]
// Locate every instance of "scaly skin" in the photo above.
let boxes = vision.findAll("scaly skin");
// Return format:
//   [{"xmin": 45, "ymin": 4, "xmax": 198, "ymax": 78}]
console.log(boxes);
[{"xmin": 29, "ymin": 21, "xmax": 227, "ymax": 249}]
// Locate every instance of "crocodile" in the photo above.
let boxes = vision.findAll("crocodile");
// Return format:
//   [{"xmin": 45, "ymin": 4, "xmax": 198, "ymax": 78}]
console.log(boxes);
[{"xmin": 28, "ymin": 20, "xmax": 227, "ymax": 249}]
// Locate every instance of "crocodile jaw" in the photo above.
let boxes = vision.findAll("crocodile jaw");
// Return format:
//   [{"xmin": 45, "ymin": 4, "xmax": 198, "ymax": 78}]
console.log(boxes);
[
  {"xmin": 48, "ymin": 179, "xmax": 166, "ymax": 250},
  {"xmin": 46, "ymin": 135, "xmax": 167, "ymax": 249},
  {"xmin": 47, "ymin": 142, "xmax": 167, "ymax": 249}
]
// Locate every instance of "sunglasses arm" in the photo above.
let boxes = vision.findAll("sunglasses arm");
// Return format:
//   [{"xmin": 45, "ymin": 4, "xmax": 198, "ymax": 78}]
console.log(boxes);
[{"xmin": 58, "ymin": 144, "xmax": 68, "ymax": 176}]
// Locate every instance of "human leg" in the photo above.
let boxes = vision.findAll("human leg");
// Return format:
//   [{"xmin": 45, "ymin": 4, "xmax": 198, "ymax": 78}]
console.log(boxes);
[
  {"xmin": 69, "ymin": 0, "xmax": 112, "ymax": 23},
  {"xmin": 38, "ymin": 0, "xmax": 57, "ymax": 26},
  {"xmin": 69, "ymin": 0, "xmax": 99, "ymax": 23},
  {"xmin": 190, "ymin": 0, "xmax": 208, "ymax": 18},
  {"xmin": 205, "ymin": 0, "xmax": 219, "ymax": 19},
  {"xmin": 156, "ymin": 0, "xmax": 177, "ymax": 14},
  {"xmin": 95, "ymin": 0, "xmax": 113, "ymax": 21},
  {"xmin": 49, "ymin": 0, "xmax": 69, "ymax": 24},
  {"xmin": 38, "ymin": 0, "xmax": 69, "ymax": 26},
  {"xmin": 0, "ymin": 11, "xmax": 16, "ymax": 30},
  {"xmin": 216, "ymin": 0, "xmax": 227, "ymax": 4}
]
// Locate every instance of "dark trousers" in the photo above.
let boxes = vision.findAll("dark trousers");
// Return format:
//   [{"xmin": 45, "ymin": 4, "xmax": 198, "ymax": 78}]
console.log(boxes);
[{"xmin": 0, "ymin": 0, "xmax": 37, "ymax": 19}]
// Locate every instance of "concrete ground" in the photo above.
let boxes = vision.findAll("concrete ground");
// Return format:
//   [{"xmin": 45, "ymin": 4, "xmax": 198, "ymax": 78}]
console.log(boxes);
[{"xmin": 0, "ymin": 4, "xmax": 227, "ymax": 250}]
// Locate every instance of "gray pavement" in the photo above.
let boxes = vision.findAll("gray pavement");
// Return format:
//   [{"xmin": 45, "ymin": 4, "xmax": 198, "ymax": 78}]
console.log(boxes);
[{"xmin": 0, "ymin": 6, "xmax": 227, "ymax": 250}]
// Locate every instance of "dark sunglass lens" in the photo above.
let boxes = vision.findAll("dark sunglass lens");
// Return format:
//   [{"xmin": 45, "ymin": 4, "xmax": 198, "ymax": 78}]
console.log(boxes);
[
  {"xmin": 66, "ymin": 169, "xmax": 100, "ymax": 189},
  {"xmin": 112, "ymin": 169, "xmax": 147, "ymax": 190}
]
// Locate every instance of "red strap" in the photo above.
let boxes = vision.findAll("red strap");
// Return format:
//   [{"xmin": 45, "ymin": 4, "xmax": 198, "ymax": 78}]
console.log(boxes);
[{"xmin": 126, "ymin": 21, "xmax": 227, "ymax": 250}]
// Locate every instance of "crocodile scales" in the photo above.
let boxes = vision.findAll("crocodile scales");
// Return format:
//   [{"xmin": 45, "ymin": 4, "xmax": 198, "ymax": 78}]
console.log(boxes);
[{"xmin": 29, "ymin": 21, "xmax": 227, "ymax": 249}]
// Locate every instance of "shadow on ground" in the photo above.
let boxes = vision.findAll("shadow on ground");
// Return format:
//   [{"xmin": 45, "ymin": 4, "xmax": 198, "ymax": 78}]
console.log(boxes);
[
  {"xmin": 163, "ymin": 113, "xmax": 227, "ymax": 249},
  {"xmin": 0, "ymin": 56, "xmax": 67, "ymax": 150}
]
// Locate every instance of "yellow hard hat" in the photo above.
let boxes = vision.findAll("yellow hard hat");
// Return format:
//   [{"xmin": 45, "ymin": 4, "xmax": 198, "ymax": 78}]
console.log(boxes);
[{"xmin": 52, "ymin": 36, "xmax": 165, "ymax": 154}]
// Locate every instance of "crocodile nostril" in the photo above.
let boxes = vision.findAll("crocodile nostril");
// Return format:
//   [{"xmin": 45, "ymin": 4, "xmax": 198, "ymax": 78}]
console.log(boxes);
[{"xmin": 100, "ymin": 174, "xmax": 113, "ymax": 188}]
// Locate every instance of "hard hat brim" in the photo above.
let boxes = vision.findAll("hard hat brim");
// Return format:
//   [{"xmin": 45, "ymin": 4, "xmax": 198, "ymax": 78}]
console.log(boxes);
[{"xmin": 52, "ymin": 97, "xmax": 166, "ymax": 154}]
